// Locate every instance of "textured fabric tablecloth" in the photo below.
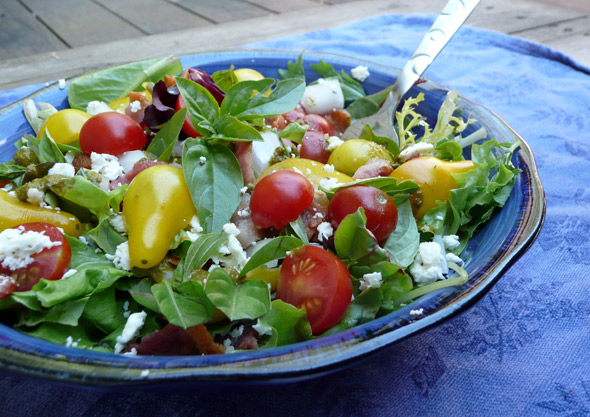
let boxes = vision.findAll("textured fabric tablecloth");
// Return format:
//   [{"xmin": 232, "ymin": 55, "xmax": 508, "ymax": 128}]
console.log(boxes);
[{"xmin": 1, "ymin": 13, "xmax": 589, "ymax": 417}]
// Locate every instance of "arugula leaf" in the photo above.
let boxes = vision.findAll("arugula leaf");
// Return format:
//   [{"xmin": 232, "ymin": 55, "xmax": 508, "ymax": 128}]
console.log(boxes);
[
  {"xmin": 181, "ymin": 233, "xmax": 227, "ymax": 282},
  {"xmin": 20, "ymin": 322, "xmax": 99, "ymax": 350},
  {"xmin": 175, "ymin": 77, "xmax": 220, "ymax": 136},
  {"xmin": 182, "ymin": 138, "xmax": 243, "ymax": 233},
  {"xmin": 18, "ymin": 297, "xmax": 89, "ymax": 327},
  {"xmin": 81, "ymin": 286, "xmax": 127, "ymax": 334},
  {"xmin": 129, "ymin": 279, "xmax": 160, "ymax": 313},
  {"xmin": 286, "ymin": 216, "xmax": 309, "ymax": 245},
  {"xmin": 85, "ymin": 219, "xmax": 126, "ymax": 255},
  {"xmin": 49, "ymin": 175, "xmax": 111, "ymax": 221},
  {"xmin": 322, "ymin": 288, "xmax": 381, "ymax": 335},
  {"xmin": 346, "ymin": 85, "xmax": 392, "ymax": 119},
  {"xmin": 257, "ymin": 299, "xmax": 312, "ymax": 348},
  {"xmin": 383, "ymin": 200, "xmax": 420, "ymax": 267},
  {"xmin": 239, "ymin": 236, "xmax": 304, "ymax": 278},
  {"xmin": 204, "ymin": 268, "xmax": 270, "ymax": 321},
  {"xmin": 68, "ymin": 56, "xmax": 183, "ymax": 110},
  {"xmin": 146, "ymin": 107, "xmax": 186, "ymax": 161},
  {"xmin": 278, "ymin": 54, "xmax": 305, "ymax": 81},
  {"xmin": 151, "ymin": 280, "xmax": 214, "ymax": 329}
]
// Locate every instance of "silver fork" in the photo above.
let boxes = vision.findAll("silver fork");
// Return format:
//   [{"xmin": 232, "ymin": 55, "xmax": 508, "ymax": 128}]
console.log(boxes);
[{"xmin": 341, "ymin": 0, "xmax": 481, "ymax": 142}]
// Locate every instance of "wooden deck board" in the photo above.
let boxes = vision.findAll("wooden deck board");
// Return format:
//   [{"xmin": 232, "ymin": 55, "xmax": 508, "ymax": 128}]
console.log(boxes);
[
  {"xmin": 171, "ymin": 0, "xmax": 272, "ymax": 23},
  {"xmin": 246, "ymin": 0, "xmax": 324, "ymax": 13},
  {"xmin": 0, "ymin": 0, "xmax": 67, "ymax": 58},
  {"xmin": 94, "ymin": 0, "xmax": 214, "ymax": 34},
  {"xmin": 19, "ymin": 0, "xmax": 145, "ymax": 46}
]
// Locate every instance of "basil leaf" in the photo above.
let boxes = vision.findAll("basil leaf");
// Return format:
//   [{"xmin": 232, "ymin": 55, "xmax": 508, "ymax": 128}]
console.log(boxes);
[
  {"xmin": 204, "ymin": 268, "xmax": 270, "ymax": 321},
  {"xmin": 239, "ymin": 236, "xmax": 303, "ymax": 278},
  {"xmin": 0, "ymin": 162, "xmax": 26, "ymax": 181},
  {"xmin": 68, "ymin": 56, "xmax": 183, "ymax": 110},
  {"xmin": 322, "ymin": 288, "xmax": 381, "ymax": 335},
  {"xmin": 286, "ymin": 216, "xmax": 309, "ymax": 245},
  {"xmin": 182, "ymin": 138, "xmax": 243, "ymax": 233},
  {"xmin": 211, "ymin": 114, "xmax": 263, "ymax": 142},
  {"xmin": 346, "ymin": 85, "xmax": 392, "ymax": 120},
  {"xmin": 175, "ymin": 77, "xmax": 220, "ymax": 136},
  {"xmin": 257, "ymin": 299, "xmax": 312, "ymax": 348},
  {"xmin": 228, "ymin": 79, "xmax": 306, "ymax": 121},
  {"xmin": 334, "ymin": 208, "xmax": 380, "ymax": 261},
  {"xmin": 278, "ymin": 54, "xmax": 305, "ymax": 81},
  {"xmin": 147, "ymin": 107, "xmax": 186, "ymax": 161},
  {"xmin": 38, "ymin": 132, "xmax": 66, "ymax": 163},
  {"xmin": 277, "ymin": 122, "xmax": 306, "ymax": 143},
  {"xmin": 129, "ymin": 279, "xmax": 160, "ymax": 313},
  {"xmin": 152, "ymin": 280, "xmax": 214, "ymax": 329},
  {"xmin": 383, "ymin": 200, "xmax": 419, "ymax": 267},
  {"xmin": 212, "ymin": 66, "xmax": 238, "ymax": 92},
  {"xmin": 49, "ymin": 175, "xmax": 111, "ymax": 221},
  {"xmin": 182, "ymin": 233, "xmax": 227, "ymax": 282},
  {"xmin": 359, "ymin": 123, "xmax": 400, "ymax": 157},
  {"xmin": 220, "ymin": 79, "xmax": 275, "ymax": 116}
]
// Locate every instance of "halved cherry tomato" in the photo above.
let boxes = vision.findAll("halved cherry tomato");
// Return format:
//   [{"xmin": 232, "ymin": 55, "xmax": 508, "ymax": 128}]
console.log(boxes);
[
  {"xmin": 277, "ymin": 245, "xmax": 352, "ymax": 335},
  {"xmin": 175, "ymin": 95, "xmax": 201, "ymax": 138},
  {"xmin": 303, "ymin": 114, "xmax": 335, "ymax": 136},
  {"xmin": 0, "ymin": 222, "xmax": 72, "ymax": 295},
  {"xmin": 300, "ymin": 130, "xmax": 330, "ymax": 164},
  {"xmin": 328, "ymin": 185, "xmax": 398, "ymax": 243},
  {"xmin": 79, "ymin": 112, "xmax": 146, "ymax": 155},
  {"xmin": 250, "ymin": 170, "xmax": 314, "ymax": 229}
]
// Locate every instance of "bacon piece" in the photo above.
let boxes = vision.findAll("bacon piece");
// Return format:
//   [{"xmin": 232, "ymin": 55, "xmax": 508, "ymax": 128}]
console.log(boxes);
[
  {"xmin": 125, "ymin": 324, "xmax": 196, "ymax": 356},
  {"xmin": 353, "ymin": 157, "xmax": 393, "ymax": 180},
  {"xmin": 109, "ymin": 160, "xmax": 166, "ymax": 190},
  {"xmin": 325, "ymin": 109, "xmax": 351, "ymax": 135},
  {"xmin": 186, "ymin": 324, "xmax": 226, "ymax": 355},
  {"xmin": 125, "ymin": 91, "xmax": 151, "ymax": 124},
  {"xmin": 72, "ymin": 153, "xmax": 92, "ymax": 172},
  {"xmin": 234, "ymin": 141, "xmax": 256, "ymax": 185}
]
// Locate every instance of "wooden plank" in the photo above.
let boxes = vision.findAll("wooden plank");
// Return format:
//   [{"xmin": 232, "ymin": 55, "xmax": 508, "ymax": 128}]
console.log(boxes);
[
  {"xmin": 246, "ymin": 0, "xmax": 323, "ymax": 13},
  {"xmin": 513, "ymin": 16, "xmax": 590, "ymax": 43},
  {"xmin": 468, "ymin": 0, "xmax": 585, "ymax": 35},
  {"xmin": 0, "ymin": 0, "xmax": 67, "ymax": 58},
  {"xmin": 171, "ymin": 0, "xmax": 272, "ymax": 23},
  {"xmin": 95, "ymin": 0, "xmax": 214, "ymax": 34},
  {"xmin": 19, "ymin": 0, "xmax": 145, "ymax": 47}
]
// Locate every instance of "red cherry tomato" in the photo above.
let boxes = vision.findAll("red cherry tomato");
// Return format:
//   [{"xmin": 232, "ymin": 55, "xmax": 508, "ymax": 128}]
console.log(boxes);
[
  {"xmin": 79, "ymin": 112, "xmax": 146, "ymax": 155},
  {"xmin": 328, "ymin": 185, "xmax": 398, "ymax": 243},
  {"xmin": 176, "ymin": 95, "xmax": 201, "ymax": 138},
  {"xmin": 303, "ymin": 114, "xmax": 335, "ymax": 136},
  {"xmin": 300, "ymin": 130, "xmax": 329, "ymax": 164},
  {"xmin": 250, "ymin": 170, "xmax": 314, "ymax": 229},
  {"xmin": 0, "ymin": 222, "xmax": 72, "ymax": 295},
  {"xmin": 277, "ymin": 245, "xmax": 352, "ymax": 335},
  {"xmin": 285, "ymin": 109, "xmax": 306, "ymax": 123}
]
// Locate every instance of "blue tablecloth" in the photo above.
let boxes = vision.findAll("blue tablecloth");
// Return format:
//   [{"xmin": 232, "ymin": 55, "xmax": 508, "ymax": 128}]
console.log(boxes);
[{"xmin": 2, "ymin": 13, "xmax": 590, "ymax": 417}]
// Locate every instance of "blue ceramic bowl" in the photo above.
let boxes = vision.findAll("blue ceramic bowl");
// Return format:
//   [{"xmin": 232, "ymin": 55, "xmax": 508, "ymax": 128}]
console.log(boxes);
[{"xmin": 0, "ymin": 50, "xmax": 545, "ymax": 388}]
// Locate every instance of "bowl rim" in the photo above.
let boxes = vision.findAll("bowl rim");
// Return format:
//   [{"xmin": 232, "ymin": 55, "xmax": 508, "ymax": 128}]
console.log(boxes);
[{"xmin": 0, "ymin": 49, "xmax": 546, "ymax": 388}]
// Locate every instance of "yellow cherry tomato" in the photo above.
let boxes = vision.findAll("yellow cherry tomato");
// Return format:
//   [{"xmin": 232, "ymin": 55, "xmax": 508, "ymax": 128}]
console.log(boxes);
[
  {"xmin": 390, "ymin": 156, "xmax": 475, "ymax": 219},
  {"xmin": 123, "ymin": 165, "xmax": 197, "ymax": 269},
  {"xmin": 327, "ymin": 139, "xmax": 394, "ymax": 176},
  {"xmin": 37, "ymin": 109, "xmax": 91, "ymax": 145},
  {"xmin": 257, "ymin": 158, "xmax": 353, "ymax": 189},
  {"xmin": 108, "ymin": 90, "xmax": 152, "ymax": 113},
  {"xmin": 0, "ymin": 190, "xmax": 82, "ymax": 236},
  {"xmin": 234, "ymin": 68, "xmax": 271, "ymax": 96},
  {"xmin": 243, "ymin": 265, "xmax": 281, "ymax": 292}
]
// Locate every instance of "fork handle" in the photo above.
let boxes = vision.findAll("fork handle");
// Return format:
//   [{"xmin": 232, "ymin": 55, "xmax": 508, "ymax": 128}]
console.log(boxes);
[{"xmin": 391, "ymin": 0, "xmax": 480, "ymax": 101}]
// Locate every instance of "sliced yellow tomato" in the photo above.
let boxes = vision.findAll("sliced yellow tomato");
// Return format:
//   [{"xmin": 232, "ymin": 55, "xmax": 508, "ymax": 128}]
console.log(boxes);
[
  {"xmin": 258, "ymin": 158, "xmax": 353, "ymax": 189},
  {"xmin": 108, "ymin": 89, "xmax": 152, "ymax": 113}
]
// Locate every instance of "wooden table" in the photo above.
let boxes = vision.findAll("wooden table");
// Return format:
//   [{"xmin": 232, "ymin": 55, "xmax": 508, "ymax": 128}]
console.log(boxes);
[{"xmin": 1, "ymin": 0, "xmax": 589, "ymax": 91}]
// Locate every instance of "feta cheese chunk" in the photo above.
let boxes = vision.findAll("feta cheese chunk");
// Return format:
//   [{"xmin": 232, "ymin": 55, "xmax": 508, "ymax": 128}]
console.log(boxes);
[
  {"xmin": 90, "ymin": 152, "xmax": 124, "ymax": 181},
  {"xmin": 86, "ymin": 101, "xmax": 113, "ymax": 116},
  {"xmin": 301, "ymin": 78, "xmax": 344, "ymax": 114},
  {"xmin": 48, "ymin": 162, "xmax": 75, "ymax": 177},
  {"xmin": 316, "ymin": 222, "xmax": 334, "ymax": 243},
  {"xmin": 0, "ymin": 226, "xmax": 61, "ymax": 270},
  {"xmin": 409, "ymin": 241, "xmax": 445, "ymax": 286},
  {"xmin": 114, "ymin": 311, "xmax": 147, "ymax": 354},
  {"xmin": 350, "ymin": 65, "xmax": 370, "ymax": 82},
  {"xmin": 360, "ymin": 271, "xmax": 383, "ymax": 291},
  {"xmin": 398, "ymin": 142, "xmax": 434, "ymax": 162},
  {"xmin": 252, "ymin": 130, "xmax": 283, "ymax": 178}
]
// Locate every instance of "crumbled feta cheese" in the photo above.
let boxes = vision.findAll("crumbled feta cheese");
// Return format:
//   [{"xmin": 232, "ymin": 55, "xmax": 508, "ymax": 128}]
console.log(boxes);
[
  {"xmin": 65, "ymin": 336, "xmax": 78, "ymax": 348},
  {"xmin": 91, "ymin": 152, "xmax": 124, "ymax": 181},
  {"xmin": 360, "ymin": 271, "xmax": 383, "ymax": 291},
  {"xmin": 316, "ymin": 222, "xmax": 333, "ymax": 243},
  {"xmin": 230, "ymin": 325, "xmax": 245, "ymax": 339},
  {"xmin": 223, "ymin": 222, "xmax": 240, "ymax": 237},
  {"xmin": 223, "ymin": 338, "xmax": 235, "ymax": 353},
  {"xmin": 0, "ymin": 275, "xmax": 15, "ymax": 294},
  {"xmin": 292, "ymin": 166, "xmax": 304, "ymax": 175},
  {"xmin": 109, "ymin": 213, "xmax": 127, "ymax": 234},
  {"xmin": 61, "ymin": 269, "xmax": 77, "ymax": 279},
  {"xmin": 326, "ymin": 135, "xmax": 344, "ymax": 152},
  {"xmin": 186, "ymin": 216, "xmax": 204, "ymax": 242},
  {"xmin": 237, "ymin": 208, "xmax": 250, "ymax": 217},
  {"xmin": 398, "ymin": 142, "xmax": 434, "ymax": 162},
  {"xmin": 409, "ymin": 308, "xmax": 424, "ymax": 317},
  {"xmin": 323, "ymin": 164, "xmax": 335, "ymax": 174},
  {"xmin": 48, "ymin": 162, "xmax": 75, "ymax": 177},
  {"xmin": 319, "ymin": 177, "xmax": 340, "ymax": 190},
  {"xmin": 123, "ymin": 347, "xmax": 138, "ymax": 356},
  {"xmin": 301, "ymin": 78, "xmax": 344, "ymax": 114},
  {"xmin": 409, "ymin": 242, "xmax": 445, "ymax": 286},
  {"xmin": 446, "ymin": 253, "xmax": 464, "ymax": 265},
  {"xmin": 115, "ymin": 311, "xmax": 147, "ymax": 354},
  {"xmin": 140, "ymin": 369, "xmax": 150, "ymax": 377},
  {"xmin": 252, "ymin": 321, "xmax": 273, "ymax": 337},
  {"xmin": 86, "ymin": 101, "xmax": 113, "ymax": 115},
  {"xmin": 312, "ymin": 212, "xmax": 324, "ymax": 219},
  {"xmin": 78, "ymin": 236, "xmax": 88, "ymax": 245},
  {"xmin": 128, "ymin": 100, "xmax": 142, "ymax": 113},
  {"xmin": 106, "ymin": 241, "xmax": 131, "ymax": 271},
  {"xmin": 443, "ymin": 235, "xmax": 461, "ymax": 251},
  {"xmin": 240, "ymin": 186, "xmax": 249, "ymax": 195},
  {"xmin": 0, "ymin": 226, "xmax": 61, "ymax": 270},
  {"xmin": 26, "ymin": 188, "xmax": 45, "ymax": 206},
  {"xmin": 200, "ymin": 156, "xmax": 207, "ymax": 163},
  {"xmin": 350, "ymin": 65, "xmax": 370, "ymax": 82},
  {"xmin": 58, "ymin": 79, "xmax": 67, "ymax": 89}
]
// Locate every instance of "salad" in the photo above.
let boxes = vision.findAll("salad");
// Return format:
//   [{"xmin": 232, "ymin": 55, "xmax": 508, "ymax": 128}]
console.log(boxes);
[{"xmin": 0, "ymin": 55, "xmax": 520, "ymax": 355}]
